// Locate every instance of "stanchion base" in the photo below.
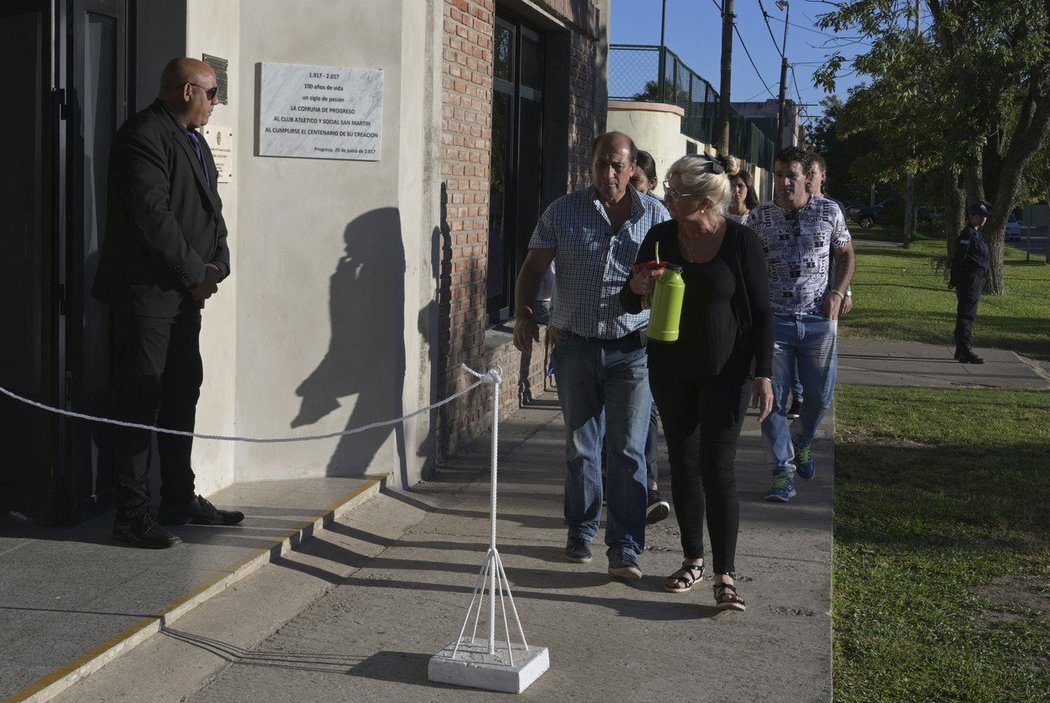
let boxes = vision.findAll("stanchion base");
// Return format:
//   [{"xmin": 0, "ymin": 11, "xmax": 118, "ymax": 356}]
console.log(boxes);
[{"xmin": 428, "ymin": 640, "xmax": 549, "ymax": 693}]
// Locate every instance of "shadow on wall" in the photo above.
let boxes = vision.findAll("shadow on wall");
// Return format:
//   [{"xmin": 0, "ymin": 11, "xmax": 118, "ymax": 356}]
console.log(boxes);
[
  {"xmin": 413, "ymin": 222, "xmax": 446, "ymax": 476},
  {"xmin": 291, "ymin": 208, "xmax": 408, "ymax": 486}
]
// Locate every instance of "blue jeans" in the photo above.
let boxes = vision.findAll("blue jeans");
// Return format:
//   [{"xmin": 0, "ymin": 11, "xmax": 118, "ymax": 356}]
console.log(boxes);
[
  {"xmin": 554, "ymin": 330, "xmax": 651, "ymax": 558},
  {"xmin": 761, "ymin": 314, "xmax": 838, "ymax": 472}
]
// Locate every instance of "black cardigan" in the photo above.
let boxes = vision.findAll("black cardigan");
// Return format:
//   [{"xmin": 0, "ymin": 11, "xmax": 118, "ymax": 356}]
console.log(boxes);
[{"xmin": 620, "ymin": 218, "xmax": 773, "ymax": 379}]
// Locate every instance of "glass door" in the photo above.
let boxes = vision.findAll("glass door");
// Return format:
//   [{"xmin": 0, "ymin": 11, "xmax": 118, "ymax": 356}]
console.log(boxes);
[
  {"xmin": 0, "ymin": 0, "xmax": 128, "ymax": 524},
  {"xmin": 486, "ymin": 16, "xmax": 544, "ymax": 324},
  {"xmin": 0, "ymin": 0, "xmax": 61, "ymax": 522},
  {"xmin": 66, "ymin": 0, "xmax": 127, "ymax": 521}
]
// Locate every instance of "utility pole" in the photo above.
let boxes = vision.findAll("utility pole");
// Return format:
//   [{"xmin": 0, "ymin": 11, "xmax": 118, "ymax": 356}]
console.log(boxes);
[
  {"xmin": 902, "ymin": 0, "xmax": 919, "ymax": 248},
  {"xmin": 775, "ymin": 0, "xmax": 790, "ymax": 152},
  {"xmin": 716, "ymin": 0, "xmax": 735, "ymax": 155},
  {"xmin": 658, "ymin": 0, "xmax": 667, "ymax": 103}
]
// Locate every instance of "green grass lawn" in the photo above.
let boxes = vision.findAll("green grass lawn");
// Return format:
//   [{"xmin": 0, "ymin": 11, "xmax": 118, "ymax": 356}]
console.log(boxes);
[
  {"xmin": 833, "ymin": 232, "xmax": 1050, "ymax": 700},
  {"xmin": 834, "ymin": 385, "xmax": 1050, "ymax": 702},
  {"xmin": 844, "ymin": 239, "xmax": 1050, "ymax": 360}
]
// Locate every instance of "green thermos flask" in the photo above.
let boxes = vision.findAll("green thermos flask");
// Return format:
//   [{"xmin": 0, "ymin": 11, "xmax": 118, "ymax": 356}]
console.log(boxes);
[{"xmin": 647, "ymin": 265, "xmax": 685, "ymax": 342}]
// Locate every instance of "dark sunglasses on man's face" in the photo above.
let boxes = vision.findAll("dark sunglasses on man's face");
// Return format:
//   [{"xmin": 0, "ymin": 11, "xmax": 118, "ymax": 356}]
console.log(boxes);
[{"xmin": 188, "ymin": 83, "xmax": 218, "ymax": 101}]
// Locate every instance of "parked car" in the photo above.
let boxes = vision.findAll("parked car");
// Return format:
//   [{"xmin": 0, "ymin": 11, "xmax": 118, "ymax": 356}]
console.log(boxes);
[
  {"xmin": 917, "ymin": 206, "xmax": 943, "ymax": 227},
  {"xmin": 850, "ymin": 200, "xmax": 941, "ymax": 229},
  {"xmin": 1005, "ymin": 214, "xmax": 1022, "ymax": 242},
  {"xmin": 850, "ymin": 199, "xmax": 894, "ymax": 228}
]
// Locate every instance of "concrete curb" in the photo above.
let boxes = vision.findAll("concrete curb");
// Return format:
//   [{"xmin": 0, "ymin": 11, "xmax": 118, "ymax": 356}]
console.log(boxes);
[{"xmin": 8, "ymin": 475, "xmax": 389, "ymax": 703}]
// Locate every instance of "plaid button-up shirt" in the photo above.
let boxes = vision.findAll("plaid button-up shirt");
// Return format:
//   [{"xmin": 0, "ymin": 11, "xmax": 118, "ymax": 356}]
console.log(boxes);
[{"xmin": 529, "ymin": 187, "xmax": 669, "ymax": 339}]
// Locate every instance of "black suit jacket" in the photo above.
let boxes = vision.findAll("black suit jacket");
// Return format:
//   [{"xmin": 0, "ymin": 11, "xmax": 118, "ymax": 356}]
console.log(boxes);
[{"xmin": 93, "ymin": 99, "xmax": 230, "ymax": 317}]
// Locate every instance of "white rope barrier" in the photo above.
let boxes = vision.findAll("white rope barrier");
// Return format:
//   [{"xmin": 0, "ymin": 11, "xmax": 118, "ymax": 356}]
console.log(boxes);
[{"xmin": 0, "ymin": 362, "xmax": 501, "ymax": 444}]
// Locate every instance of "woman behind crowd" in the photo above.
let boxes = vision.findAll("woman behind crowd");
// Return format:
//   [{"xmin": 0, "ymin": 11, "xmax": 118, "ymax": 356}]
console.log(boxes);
[
  {"xmin": 724, "ymin": 165, "xmax": 758, "ymax": 223},
  {"xmin": 621, "ymin": 153, "xmax": 773, "ymax": 611},
  {"xmin": 631, "ymin": 150, "xmax": 660, "ymax": 195}
]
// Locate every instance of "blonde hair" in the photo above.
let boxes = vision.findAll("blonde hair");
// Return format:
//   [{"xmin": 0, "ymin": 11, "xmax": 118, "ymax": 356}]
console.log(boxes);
[
  {"xmin": 722, "ymin": 155, "xmax": 742, "ymax": 176},
  {"xmin": 665, "ymin": 154, "xmax": 732, "ymax": 214}
]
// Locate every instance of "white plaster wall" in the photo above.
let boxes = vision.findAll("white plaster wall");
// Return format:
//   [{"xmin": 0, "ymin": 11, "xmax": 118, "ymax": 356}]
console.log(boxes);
[
  {"xmin": 186, "ymin": 0, "xmax": 239, "ymax": 497},
  {"xmin": 607, "ymin": 103, "xmax": 693, "ymax": 195},
  {"xmin": 607, "ymin": 103, "xmax": 771, "ymax": 201},
  {"xmin": 231, "ymin": 0, "xmax": 435, "ymax": 487},
  {"xmin": 400, "ymin": 0, "xmax": 444, "ymax": 480}
]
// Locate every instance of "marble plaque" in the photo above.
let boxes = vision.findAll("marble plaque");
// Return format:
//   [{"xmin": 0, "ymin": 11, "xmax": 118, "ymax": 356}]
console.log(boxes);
[
  {"xmin": 258, "ymin": 62, "xmax": 383, "ymax": 161},
  {"xmin": 201, "ymin": 125, "xmax": 234, "ymax": 183}
]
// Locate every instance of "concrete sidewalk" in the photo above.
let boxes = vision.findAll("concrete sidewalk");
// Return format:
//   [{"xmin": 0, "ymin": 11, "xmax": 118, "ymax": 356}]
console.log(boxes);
[
  {"xmin": 3, "ymin": 338, "xmax": 1045, "ymax": 702},
  {"xmin": 839, "ymin": 337, "xmax": 1050, "ymax": 389},
  {"xmin": 43, "ymin": 393, "xmax": 834, "ymax": 703}
]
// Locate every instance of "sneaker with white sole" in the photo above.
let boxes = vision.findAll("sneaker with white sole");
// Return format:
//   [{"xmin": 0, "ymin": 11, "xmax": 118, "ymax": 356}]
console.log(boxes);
[
  {"xmin": 765, "ymin": 470, "xmax": 796, "ymax": 502},
  {"xmin": 646, "ymin": 490, "xmax": 670, "ymax": 525},
  {"xmin": 564, "ymin": 537, "xmax": 593, "ymax": 563},
  {"xmin": 608, "ymin": 552, "xmax": 642, "ymax": 580},
  {"xmin": 794, "ymin": 442, "xmax": 815, "ymax": 480}
]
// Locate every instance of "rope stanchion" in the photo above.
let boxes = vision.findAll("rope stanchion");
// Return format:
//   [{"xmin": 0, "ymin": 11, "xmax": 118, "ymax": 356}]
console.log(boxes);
[
  {"xmin": 429, "ymin": 364, "xmax": 549, "ymax": 693},
  {"xmin": 0, "ymin": 375, "xmax": 486, "ymax": 445}
]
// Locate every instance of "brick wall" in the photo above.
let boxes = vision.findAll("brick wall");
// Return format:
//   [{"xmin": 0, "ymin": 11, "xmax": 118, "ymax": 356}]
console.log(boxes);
[
  {"xmin": 438, "ymin": 0, "xmax": 495, "ymax": 460},
  {"xmin": 566, "ymin": 29, "xmax": 601, "ymax": 190},
  {"xmin": 436, "ymin": 0, "xmax": 605, "ymax": 465}
]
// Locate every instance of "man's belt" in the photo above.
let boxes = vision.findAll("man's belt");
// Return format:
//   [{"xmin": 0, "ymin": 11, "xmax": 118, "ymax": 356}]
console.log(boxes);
[{"xmin": 559, "ymin": 329, "xmax": 641, "ymax": 346}]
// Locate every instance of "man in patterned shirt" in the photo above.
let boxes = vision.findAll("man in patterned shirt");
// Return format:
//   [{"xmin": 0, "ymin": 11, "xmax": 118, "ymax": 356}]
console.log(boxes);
[
  {"xmin": 513, "ymin": 131, "xmax": 669, "ymax": 579},
  {"xmin": 746, "ymin": 146, "xmax": 855, "ymax": 502}
]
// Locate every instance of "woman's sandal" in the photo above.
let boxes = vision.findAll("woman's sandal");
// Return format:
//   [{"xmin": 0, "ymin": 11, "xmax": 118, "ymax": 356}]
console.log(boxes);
[
  {"xmin": 663, "ymin": 560, "xmax": 705, "ymax": 593},
  {"xmin": 713, "ymin": 581, "xmax": 746, "ymax": 611}
]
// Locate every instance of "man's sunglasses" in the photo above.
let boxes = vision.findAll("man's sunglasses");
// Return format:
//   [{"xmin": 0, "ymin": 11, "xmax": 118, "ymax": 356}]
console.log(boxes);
[{"xmin": 188, "ymin": 83, "xmax": 219, "ymax": 101}]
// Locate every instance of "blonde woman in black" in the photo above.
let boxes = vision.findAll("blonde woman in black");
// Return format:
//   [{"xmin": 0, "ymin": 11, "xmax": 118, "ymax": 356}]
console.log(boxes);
[{"xmin": 621, "ymin": 154, "xmax": 773, "ymax": 610}]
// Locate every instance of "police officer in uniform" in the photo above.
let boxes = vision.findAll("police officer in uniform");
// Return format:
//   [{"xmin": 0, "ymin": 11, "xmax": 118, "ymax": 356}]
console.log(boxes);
[{"xmin": 951, "ymin": 202, "xmax": 991, "ymax": 364}]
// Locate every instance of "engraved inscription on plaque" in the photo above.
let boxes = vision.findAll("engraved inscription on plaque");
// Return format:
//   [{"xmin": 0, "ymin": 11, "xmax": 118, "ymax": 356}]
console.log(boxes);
[
  {"xmin": 258, "ymin": 62, "xmax": 383, "ymax": 161},
  {"xmin": 202, "ymin": 125, "xmax": 234, "ymax": 183},
  {"xmin": 202, "ymin": 53, "xmax": 229, "ymax": 105}
]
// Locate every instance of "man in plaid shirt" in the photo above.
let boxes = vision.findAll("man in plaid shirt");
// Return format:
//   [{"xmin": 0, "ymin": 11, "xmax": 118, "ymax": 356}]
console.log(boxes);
[{"xmin": 513, "ymin": 132, "xmax": 669, "ymax": 580}]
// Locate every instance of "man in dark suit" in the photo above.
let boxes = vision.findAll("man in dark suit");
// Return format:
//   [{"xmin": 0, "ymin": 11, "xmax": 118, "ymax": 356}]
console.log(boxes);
[{"xmin": 94, "ymin": 57, "xmax": 243, "ymax": 549}]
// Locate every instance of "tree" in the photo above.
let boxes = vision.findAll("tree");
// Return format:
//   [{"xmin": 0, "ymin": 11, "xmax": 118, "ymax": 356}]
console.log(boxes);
[
  {"xmin": 807, "ymin": 96, "xmax": 884, "ymax": 207},
  {"xmin": 632, "ymin": 79, "xmax": 691, "ymax": 106},
  {"xmin": 816, "ymin": 0, "xmax": 1050, "ymax": 293}
]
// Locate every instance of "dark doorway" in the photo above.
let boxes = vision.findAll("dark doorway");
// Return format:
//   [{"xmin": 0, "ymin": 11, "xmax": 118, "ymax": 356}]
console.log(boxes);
[
  {"xmin": 0, "ymin": 0, "xmax": 128, "ymax": 524},
  {"xmin": 486, "ymin": 16, "xmax": 544, "ymax": 324}
]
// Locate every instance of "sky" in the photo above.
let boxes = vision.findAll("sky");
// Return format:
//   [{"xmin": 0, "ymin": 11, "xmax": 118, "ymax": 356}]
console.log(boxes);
[{"xmin": 608, "ymin": 0, "xmax": 869, "ymax": 129}]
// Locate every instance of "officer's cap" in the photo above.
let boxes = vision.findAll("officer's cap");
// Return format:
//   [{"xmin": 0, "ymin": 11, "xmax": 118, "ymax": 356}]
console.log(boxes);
[{"xmin": 968, "ymin": 203, "xmax": 991, "ymax": 217}]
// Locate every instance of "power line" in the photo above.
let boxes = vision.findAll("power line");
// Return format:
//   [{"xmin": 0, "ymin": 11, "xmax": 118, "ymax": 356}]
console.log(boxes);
[
  {"xmin": 787, "ymin": 19, "xmax": 853, "ymax": 38},
  {"xmin": 756, "ymin": 0, "xmax": 785, "ymax": 57},
  {"xmin": 790, "ymin": 64, "xmax": 805, "ymax": 107},
  {"xmin": 733, "ymin": 22, "xmax": 777, "ymax": 99},
  {"xmin": 741, "ymin": 86, "xmax": 773, "ymax": 102},
  {"xmin": 789, "ymin": 64, "xmax": 813, "ymax": 135}
]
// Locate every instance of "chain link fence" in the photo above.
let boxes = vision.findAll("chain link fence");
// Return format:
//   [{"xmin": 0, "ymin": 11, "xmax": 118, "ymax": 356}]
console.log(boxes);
[{"xmin": 609, "ymin": 44, "xmax": 774, "ymax": 169}]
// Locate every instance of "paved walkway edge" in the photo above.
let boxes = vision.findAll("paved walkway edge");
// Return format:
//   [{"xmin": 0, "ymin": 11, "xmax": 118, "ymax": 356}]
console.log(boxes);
[{"xmin": 8, "ymin": 475, "xmax": 390, "ymax": 703}]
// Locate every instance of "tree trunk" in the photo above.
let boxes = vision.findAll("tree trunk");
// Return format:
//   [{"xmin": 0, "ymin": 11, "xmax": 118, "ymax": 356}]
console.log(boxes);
[
  {"xmin": 964, "ymin": 154, "xmax": 984, "ymax": 205},
  {"xmin": 944, "ymin": 166, "xmax": 965, "ymax": 260},
  {"xmin": 986, "ymin": 64, "xmax": 1050, "ymax": 294}
]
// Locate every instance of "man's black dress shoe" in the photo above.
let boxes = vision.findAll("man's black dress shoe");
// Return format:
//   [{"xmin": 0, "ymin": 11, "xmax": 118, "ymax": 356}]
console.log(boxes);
[
  {"xmin": 159, "ymin": 495, "xmax": 245, "ymax": 526},
  {"xmin": 113, "ymin": 513, "xmax": 181, "ymax": 549}
]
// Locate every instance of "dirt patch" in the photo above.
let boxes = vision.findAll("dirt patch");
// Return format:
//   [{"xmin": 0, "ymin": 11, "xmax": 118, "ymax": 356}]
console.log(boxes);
[
  {"xmin": 837, "ymin": 429, "xmax": 931, "ymax": 450},
  {"xmin": 974, "ymin": 572, "xmax": 1050, "ymax": 623}
]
